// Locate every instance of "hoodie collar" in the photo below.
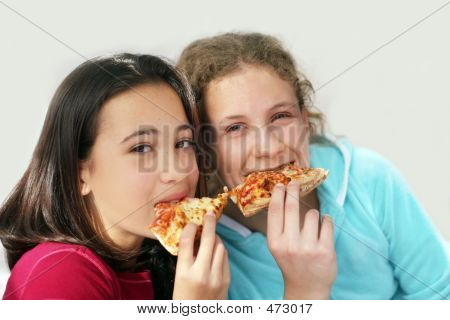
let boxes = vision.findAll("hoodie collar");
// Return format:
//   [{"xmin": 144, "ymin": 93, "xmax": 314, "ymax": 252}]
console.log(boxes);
[
  {"xmin": 310, "ymin": 134, "xmax": 352, "ymax": 241},
  {"xmin": 310, "ymin": 134, "xmax": 352, "ymax": 207}
]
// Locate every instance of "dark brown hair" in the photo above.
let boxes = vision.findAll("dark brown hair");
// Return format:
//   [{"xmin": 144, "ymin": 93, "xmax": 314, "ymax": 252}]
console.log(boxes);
[{"xmin": 0, "ymin": 53, "xmax": 205, "ymax": 299}]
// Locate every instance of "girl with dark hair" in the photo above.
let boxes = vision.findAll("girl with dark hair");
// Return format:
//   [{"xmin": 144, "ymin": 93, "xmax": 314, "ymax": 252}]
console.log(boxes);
[{"xmin": 0, "ymin": 54, "xmax": 230, "ymax": 300}]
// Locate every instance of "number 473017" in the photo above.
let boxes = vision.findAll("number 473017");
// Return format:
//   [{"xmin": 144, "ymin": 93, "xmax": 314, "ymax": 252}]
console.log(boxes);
[{"xmin": 266, "ymin": 303, "xmax": 312, "ymax": 313}]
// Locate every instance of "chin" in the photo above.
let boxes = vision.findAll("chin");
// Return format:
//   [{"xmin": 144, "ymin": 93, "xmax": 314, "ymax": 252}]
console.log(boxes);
[{"xmin": 141, "ymin": 232, "xmax": 157, "ymax": 241}]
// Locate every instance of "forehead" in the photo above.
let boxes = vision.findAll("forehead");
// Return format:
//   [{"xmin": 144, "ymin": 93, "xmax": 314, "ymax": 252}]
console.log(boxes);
[
  {"xmin": 204, "ymin": 64, "xmax": 296, "ymax": 121},
  {"xmin": 98, "ymin": 83, "xmax": 189, "ymax": 137}
]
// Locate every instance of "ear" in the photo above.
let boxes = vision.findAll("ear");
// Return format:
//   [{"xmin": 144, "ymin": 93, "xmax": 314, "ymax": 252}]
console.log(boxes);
[{"xmin": 79, "ymin": 160, "xmax": 92, "ymax": 196}]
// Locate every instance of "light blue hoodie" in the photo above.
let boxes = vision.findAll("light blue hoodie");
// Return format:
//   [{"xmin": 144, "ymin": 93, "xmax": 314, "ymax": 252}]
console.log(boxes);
[{"xmin": 216, "ymin": 136, "xmax": 450, "ymax": 299}]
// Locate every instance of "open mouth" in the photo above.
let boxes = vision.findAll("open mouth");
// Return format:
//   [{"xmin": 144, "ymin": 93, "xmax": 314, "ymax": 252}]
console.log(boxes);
[
  {"xmin": 155, "ymin": 191, "xmax": 188, "ymax": 205},
  {"xmin": 243, "ymin": 160, "xmax": 296, "ymax": 177}
]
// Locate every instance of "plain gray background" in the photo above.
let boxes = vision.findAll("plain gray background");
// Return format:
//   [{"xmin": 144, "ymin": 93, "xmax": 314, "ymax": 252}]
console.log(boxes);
[{"xmin": 1, "ymin": 0, "xmax": 449, "ymax": 296}]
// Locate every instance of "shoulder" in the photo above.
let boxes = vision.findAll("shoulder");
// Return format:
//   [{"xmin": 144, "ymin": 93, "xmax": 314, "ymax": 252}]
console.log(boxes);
[
  {"xmin": 349, "ymin": 145, "xmax": 408, "ymax": 191},
  {"xmin": 13, "ymin": 242, "xmax": 114, "ymax": 278},
  {"xmin": 3, "ymin": 242, "xmax": 120, "ymax": 299},
  {"xmin": 351, "ymin": 146, "xmax": 394, "ymax": 176},
  {"xmin": 352, "ymin": 144, "xmax": 392, "ymax": 168},
  {"xmin": 346, "ymin": 144, "xmax": 422, "ymax": 226},
  {"xmin": 312, "ymin": 136, "xmax": 411, "ymax": 200},
  {"xmin": 311, "ymin": 136, "xmax": 404, "ymax": 194},
  {"xmin": 312, "ymin": 135, "xmax": 394, "ymax": 173}
]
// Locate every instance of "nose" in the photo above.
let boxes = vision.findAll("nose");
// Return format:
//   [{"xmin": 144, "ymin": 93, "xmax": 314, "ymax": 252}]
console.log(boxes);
[
  {"xmin": 253, "ymin": 126, "xmax": 285, "ymax": 159},
  {"xmin": 158, "ymin": 150, "xmax": 190, "ymax": 184}
]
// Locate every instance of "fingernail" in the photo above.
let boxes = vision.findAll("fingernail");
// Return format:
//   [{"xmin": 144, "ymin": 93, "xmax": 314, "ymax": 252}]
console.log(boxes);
[
  {"xmin": 206, "ymin": 211, "xmax": 215, "ymax": 217},
  {"xmin": 323, "ymin": 214, "xmax": 333, "ymax": 221},
  {"xmin": 275, "ymin": 183, "xmax": 285, "ymax": 189}
]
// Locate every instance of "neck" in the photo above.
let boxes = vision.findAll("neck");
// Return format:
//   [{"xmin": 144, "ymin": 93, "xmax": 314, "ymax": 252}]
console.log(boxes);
[
  {"xmin": 225, "ymin": 189, "xmax": 320, "ymax": 236},
  {"xmin": 105, "ymin": 228, "xmax": 144, "ymax": 269}
]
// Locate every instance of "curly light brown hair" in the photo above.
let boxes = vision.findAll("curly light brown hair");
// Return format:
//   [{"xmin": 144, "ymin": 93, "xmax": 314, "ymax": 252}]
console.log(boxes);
[{"xmin": 177, "ymin": 32, "xmax": 326, "ymax": 138}]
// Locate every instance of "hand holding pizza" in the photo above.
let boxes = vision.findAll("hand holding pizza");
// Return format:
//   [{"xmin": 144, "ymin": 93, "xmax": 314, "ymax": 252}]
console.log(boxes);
[
  {"xmin": 172, "ymin": 212, "xmax": 230, "ymax": 299},
  {"xmin": 267, "ymin": 181, "xmax": 337, "ymax": 300}
]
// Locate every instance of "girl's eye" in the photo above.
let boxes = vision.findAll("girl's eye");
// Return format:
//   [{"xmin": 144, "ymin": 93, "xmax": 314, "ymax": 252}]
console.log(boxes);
[
  {"xmin": 132, "ymin": 144, "xmax": 153, "ymax": 153},
  {"xmin": 176, "ymin": 139, "xmax": 196, "ymax": 149},
  {"xmin": 271, "ymin": 112, "xmax": 291, "ymax": 122},
  {"xmin": 225, "ymin": 123, "xmax": 246, "ymax": 134}
]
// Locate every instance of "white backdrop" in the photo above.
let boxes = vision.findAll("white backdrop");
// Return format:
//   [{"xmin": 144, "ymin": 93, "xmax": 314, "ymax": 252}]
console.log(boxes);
[{"xmin": 1, "ymin": 0, "xmax": 449, "ymax": 296}]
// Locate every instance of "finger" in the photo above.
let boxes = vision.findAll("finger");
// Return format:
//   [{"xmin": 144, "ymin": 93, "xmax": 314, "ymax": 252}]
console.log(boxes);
[
  {"xmin": 222, "ymin": 247, "xmax": 231, "ymax": 287},
  {"xmin": 300, "ymin": 209, "xmax": 320, "ymax": 245},
  {"xmin": 267, "ymin": 183, "xmax": 286, "ymax": 241},
  {"xmin": 195, "ymin": 211, "xmax": 217, "ymax": 270},
  {"xmin": 284, "ymin": 180, "xmax": 301, "ymax": 236},
  {"xmin": 210, "ymin": 236, "xmax": 226, "ymax": 282},
  {"xmin": 177, "ymin": 223, "xmax": 198, "ymax": 267},
  {"xmin": 319, "ymin": 214, "xmax": 335, "ymax": 249}
]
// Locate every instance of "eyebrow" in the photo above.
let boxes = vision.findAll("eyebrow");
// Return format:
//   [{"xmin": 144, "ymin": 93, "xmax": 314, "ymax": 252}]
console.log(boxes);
[
  {"xmin": 121, "ymin": 127, "xmax": 159, "ymax": 144},
  {"xmin": 270, "ymin": 101, "xmax": 298, "ymax": 110},
  {"xmin": 120, "ymin": 124, "xmax": 194, "ymax": 144},
  {"xmin": 176, "ymin": 124, "xmax": 195, "ymax": 134},
  {"xmin": 219, "ymin": 101, "xmax": 298, "ymax": 124}
]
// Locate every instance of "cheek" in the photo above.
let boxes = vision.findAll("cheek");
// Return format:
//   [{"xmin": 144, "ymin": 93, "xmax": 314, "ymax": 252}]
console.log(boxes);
[
  {"xmin": 177, "ymin": 149, "xmax": 198, "ymax": 174},
  {"xmin": 177, "ymin": 149, "xmax": 200, "ymax": 193},
  {"xmin": 280, "ymin": 122, "xmax": 310, "ymax": 166},
  {"xmin": 187, "ymin": 165, "xmax": 199, "ymax": 196},
  {"xmin": 127, "ymin": 171, "xmax": 159, "ymax": 199},
  {"xmin": 217, "ymin": 139, "xmax": 246, "ymax": 183},
  {"xmin": 104, "ymin": 169, "xmax": 160, "ymax": 232},
  {"xmin": 120, "ymin": 158, "xmax": 156, "ymax": 194},
  {"xmin": 280, "ymin": 122, "xmax": 304, "ymax": 147},
  {"xmin": 91, "ymin": 155, "xmax": 158, "ymax": 214}
]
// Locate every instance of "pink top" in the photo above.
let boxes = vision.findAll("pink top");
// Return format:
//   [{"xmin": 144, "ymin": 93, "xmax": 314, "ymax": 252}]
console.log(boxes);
[{"xmin": 2, "ymin": 242, "xmax": 154, "ymax": 300}]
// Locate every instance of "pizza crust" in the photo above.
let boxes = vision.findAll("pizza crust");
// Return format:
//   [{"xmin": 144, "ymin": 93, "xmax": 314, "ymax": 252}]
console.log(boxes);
[
  {"xmin": 148, "ymin": 192, "xmax": 229, "ymax": 256},
  {"xmin": 231, "ymin": 164, "xmax": 328, "ymax": 217},
  {"xmin": 148, "ymin": 164, "xmax": 328, "ymax": 254}
]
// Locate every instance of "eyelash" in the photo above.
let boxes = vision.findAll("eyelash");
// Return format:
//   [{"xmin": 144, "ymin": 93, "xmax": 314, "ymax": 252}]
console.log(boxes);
[
  {"xmin": 224, "ymin": 113, "xmax": 293, "ymax": 134},
  {"xmin": 131, "ymin": 139, "xmax": 195, "ymax": 154},
  {"xmin": 225, "ymin": 123, "xmax": 246, "ymax": 134},
  {"xmin": 175, "ymin": 139, "xmax": 196, "ymax": 149},
  {"xmin": 131, "ymin": 144, "xmax": 153, "ymax": 153},
  {"xmin": 271, "ymin": 112, "xmax": 292, "ymax": 121}
]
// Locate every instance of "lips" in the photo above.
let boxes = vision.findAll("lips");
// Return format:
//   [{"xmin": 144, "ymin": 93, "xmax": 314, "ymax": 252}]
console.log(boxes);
[
  {"xmin": 156, "ymin": 191, "xmax": 188, "ymax": 204},
  {"xmin": 243, "ymin": 160, "xmax": 296, "ymax": 176}
]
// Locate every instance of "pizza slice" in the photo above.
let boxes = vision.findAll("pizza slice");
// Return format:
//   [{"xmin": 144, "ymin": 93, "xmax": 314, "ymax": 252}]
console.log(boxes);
[
  {"xmin": 229, "ymin": 164, "xmax": 328, "ymax": 217},
  {"xmin": 148, "ymin": 191, "xmax": 229, "ymax": 256}
]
